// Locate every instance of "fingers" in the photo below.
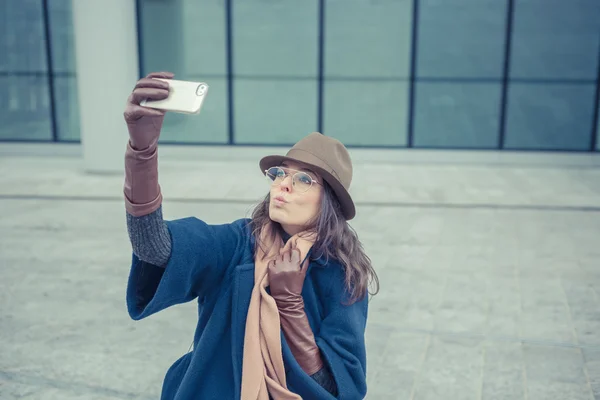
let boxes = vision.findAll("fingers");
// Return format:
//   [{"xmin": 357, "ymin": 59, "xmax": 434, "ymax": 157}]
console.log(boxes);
[
  {"xmin": 273, "ymin": 248, "xmax": 301, "ymax": 263},
  {"xmin": 124, "ymin": 104, "xmax": 165, "ymax": 121},
  {"xmin": 145, "ymin": 71, "xmax": 175, "ymax": 80},
  {"xmin": 131, "ymin": 88, "xmax": 169, "ymax": 105},
  {"xmin": 283, "ymin": 249, "xmax": 292, "ymax": 264},
  {"xmin": 290, "ymin": 248, "xmax": 301, "ymax": 265},
  {"xmin": 135, "ymin": 78, "xmax": 170, "ymax": 90}
]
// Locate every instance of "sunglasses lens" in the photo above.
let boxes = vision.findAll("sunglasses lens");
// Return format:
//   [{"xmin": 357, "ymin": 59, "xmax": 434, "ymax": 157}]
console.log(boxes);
[
  {"xmin": 266, "ymin": 167, "xmax": 314, "ymax": 192},
  {"xmin": 293, "ymin": 172, "xmax": 313, "ymax": 192},
  {"xmin": 266, "ymin": 167, "xmax": 284, "ymax": 183}
]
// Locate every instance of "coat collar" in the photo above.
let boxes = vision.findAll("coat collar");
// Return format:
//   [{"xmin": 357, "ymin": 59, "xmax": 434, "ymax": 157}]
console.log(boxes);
[{"xmin": 308, "ymin": 248, "xmax": 327, "ymax": 267}]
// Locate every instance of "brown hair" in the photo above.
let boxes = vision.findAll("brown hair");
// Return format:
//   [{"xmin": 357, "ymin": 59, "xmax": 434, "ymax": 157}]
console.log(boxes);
[{"xmin": 249, "ymin": 181, "xmax": 380, "ymax": 304}]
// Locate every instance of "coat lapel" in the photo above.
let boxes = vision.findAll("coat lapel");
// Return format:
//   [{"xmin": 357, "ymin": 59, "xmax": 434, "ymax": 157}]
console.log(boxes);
[{"xmin": 231, "ymin": 263, "xmax": 254, "ymax": 399}]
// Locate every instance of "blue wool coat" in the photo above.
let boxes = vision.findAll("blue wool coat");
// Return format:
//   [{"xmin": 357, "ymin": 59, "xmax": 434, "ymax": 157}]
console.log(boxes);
[{"xmin": 126, "ymin": 217, "xmax": 368, "ymax": 400}]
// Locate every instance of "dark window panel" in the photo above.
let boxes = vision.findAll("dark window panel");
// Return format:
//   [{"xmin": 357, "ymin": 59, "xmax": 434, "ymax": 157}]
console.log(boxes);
[
  {"xmin": 233, "ymin": 79, "xmax": 317, "ymax": 145},
  {"xmin": 510, "ymin": 0, "xmax": 600, "ymax": 80},
  {"xmin": 232, "ymin": 1, "xmax": 318, "ymax": 78},
  {"xmin": 48, "ymin": 0, "xmax": 76, "ymax": 74},
  {"xmin": 137, "ymin": 0, "xmax": 228, "ymax": 143},
  {"xmin": 413, "ymin": 82, "xmax": 502, "ymax": 148},
  {"xmin": 53, "ymin": 76, "xmax": 80, "ymax": 141},
  {"xmin": 159, "ymin": 77, "xmax": 228, "ymax": 144},
  {"xmin": 504, "ymin": 83, "xmax": 596, "ymax": 150},
  {"xmin": 0, "ymin": 76, "xmax": 52, "ymax": 140},
  {"xmin": 323, "ymin": 80, "xmax": 408, "ymax": 146},
  {"xmin": 0, "ymin": 0, "xmax": 48, "ymax": 72},
  {"xmin": 597, "ymin": 104, "xmax": 600, "ymax": 151},
  {"xmin": 324, "ymin": 0, "xmax": 412, "ymax": 79},
  {"xmin": 417, "ymin": 0, "xmax": 508, "ymax": 79},
  {"xmin": 138, "ymin": 0, "xmax": 227, "ymax": 77}
]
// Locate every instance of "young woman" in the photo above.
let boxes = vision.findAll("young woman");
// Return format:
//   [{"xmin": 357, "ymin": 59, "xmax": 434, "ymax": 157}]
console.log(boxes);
[{"xmin": 123, "ymin": 72, "xmax": 379, "ymax": 400}]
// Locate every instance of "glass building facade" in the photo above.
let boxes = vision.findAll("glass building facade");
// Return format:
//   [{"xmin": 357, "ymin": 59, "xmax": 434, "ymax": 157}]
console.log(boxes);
[{"xmin": 2, "ymin": 0, "xmax": 600, "ymax": 151}]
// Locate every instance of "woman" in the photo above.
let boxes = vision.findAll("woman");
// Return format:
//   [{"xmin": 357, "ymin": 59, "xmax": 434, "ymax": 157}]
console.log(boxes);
[{"xmin": 123, "ymin": 72, "xmax": 379, "ymax": 400}]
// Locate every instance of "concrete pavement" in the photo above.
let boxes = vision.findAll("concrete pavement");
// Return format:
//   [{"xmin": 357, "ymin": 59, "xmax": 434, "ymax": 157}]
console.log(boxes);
[{"xmin": 1, "ymin": 145, "xmax": 599, "ymax": 399}]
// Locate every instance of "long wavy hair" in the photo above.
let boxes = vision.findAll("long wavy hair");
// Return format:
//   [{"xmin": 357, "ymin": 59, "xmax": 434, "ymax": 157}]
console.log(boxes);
[{"xmin": 249, "ymin": 181, "xmax": 379, "ymax": 304}]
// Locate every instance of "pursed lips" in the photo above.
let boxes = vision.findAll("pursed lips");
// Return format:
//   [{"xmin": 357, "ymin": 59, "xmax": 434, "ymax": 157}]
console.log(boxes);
[{"xmin": 273, "ymin": 195, "xmax": 288, "ymax": 204}]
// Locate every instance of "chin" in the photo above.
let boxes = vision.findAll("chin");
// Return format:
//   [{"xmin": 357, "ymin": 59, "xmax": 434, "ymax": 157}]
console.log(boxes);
[{"xmin": 268, "ymin": 205, "xmax": 284, "ymax": 223}]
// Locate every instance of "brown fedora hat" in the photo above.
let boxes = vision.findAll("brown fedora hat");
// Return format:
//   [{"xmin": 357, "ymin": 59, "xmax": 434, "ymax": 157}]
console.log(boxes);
[{"xmin": 259, "ymin": 132, "xmax": 355, "ymax": 220}]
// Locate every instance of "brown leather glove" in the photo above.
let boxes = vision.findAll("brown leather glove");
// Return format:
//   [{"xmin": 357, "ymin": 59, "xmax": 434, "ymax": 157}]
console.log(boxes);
[
  {"xmin": 268, "ymin": 247, "xmax": 324, "ymax": 376},
  {"xmin": 123, "ymin": 72, "xmax": 173, "ymax": 216}
]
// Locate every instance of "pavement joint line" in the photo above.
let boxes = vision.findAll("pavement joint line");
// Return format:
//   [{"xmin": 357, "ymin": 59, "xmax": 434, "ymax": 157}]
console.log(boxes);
[
  {"xmin": 557, "ymin": 275, "xmax": 597, "ymax": 400},
  {"xmin": 408, "ymin": 334, "xmax": 431, "ymax": 400},
  {"xmin": 2, "ymin": 194, "xmax": 600, "ymax": 213},
  {"xmin": 477, "ymin": 343, "xmax": 487, "ymax": 400},
  {"xmin": 516, "ymin": 259, "xmax": 530, "ymax": 400},
  {"xmin": 578, "ymin": 259, "xmax": 600, "ymax": 305},
  {"xmin": 522, "ymin": 346, "xmax": 529, "ymax": 400},
  {"xmin": 368, "ymin": 324, "xmax": 600, "ymax": 351},
  {"xmin": 0, "ymin": 370, "xmax": 147, "ymax": 400}
]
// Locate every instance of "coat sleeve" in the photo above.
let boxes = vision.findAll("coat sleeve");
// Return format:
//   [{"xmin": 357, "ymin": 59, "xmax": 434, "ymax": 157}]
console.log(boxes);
[
  {"xmin": 126, "ymin": 217, "xmax": 249, "ymax": 320},
  {"xmin": 287, "ymin": 266, "xmax": 369, "ymax": 400}
]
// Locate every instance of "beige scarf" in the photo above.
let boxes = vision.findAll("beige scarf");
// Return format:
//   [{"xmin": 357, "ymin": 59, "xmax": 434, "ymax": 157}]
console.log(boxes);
[{"xmin": 240, "ymin": 223, "xmax": 316, "ymax": 400}]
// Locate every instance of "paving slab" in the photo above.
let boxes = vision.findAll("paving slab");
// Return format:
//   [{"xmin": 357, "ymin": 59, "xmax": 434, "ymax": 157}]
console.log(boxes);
[{"xmin": 1, "ymin": 149, "xmax": 599, "ymax": 399}]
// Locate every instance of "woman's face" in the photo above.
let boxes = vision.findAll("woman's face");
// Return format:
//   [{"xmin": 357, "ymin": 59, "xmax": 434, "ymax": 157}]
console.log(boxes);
[{"xmin": 268, "ymin": 160, "xmax": 323, "ymax": 236}]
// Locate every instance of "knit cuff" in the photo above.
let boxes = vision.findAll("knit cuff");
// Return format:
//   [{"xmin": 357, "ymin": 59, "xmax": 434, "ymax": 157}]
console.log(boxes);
[{"xmin": 126, "ymin": 205, "xmax": 172, "ymax": 267}]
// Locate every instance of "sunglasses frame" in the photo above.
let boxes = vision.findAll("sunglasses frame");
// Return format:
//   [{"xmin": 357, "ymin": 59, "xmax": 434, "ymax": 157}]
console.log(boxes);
[{"xmin": 264, "ymin": 166, "xmax": 322, "ymax": 193}]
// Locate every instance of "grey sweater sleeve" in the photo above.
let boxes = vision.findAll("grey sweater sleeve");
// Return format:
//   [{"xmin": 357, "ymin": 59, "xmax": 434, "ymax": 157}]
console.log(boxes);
[{"xmin": 126, "ymin": 205, "xmax": 172, "ymax": 267}]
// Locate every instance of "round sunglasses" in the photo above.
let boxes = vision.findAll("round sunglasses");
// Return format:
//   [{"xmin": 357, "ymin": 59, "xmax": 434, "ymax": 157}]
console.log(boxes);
[{"xmin": 264, "ymin": 166, "xmax": 322, "ymax": 193}]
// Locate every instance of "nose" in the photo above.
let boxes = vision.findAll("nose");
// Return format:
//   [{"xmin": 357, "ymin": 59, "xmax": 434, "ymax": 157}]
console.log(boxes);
[{"xmin": 279, "ymin": 175, "xmax": 293, "ymax": 192}]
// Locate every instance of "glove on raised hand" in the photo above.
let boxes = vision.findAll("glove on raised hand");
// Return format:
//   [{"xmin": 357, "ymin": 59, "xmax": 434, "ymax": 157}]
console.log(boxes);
[{"xmin": 123, "ymin": 71, "xmax": 173, "ymax": 216}]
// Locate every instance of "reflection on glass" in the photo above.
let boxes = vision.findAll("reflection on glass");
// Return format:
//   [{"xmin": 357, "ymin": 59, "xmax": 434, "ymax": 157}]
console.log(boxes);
[
  {"xmin": 48, "ymin": 0, "xmax": 80, "ymax": 141},
  {"xmin": 504, "ymin": 83, "xmax": 596, "ymax": 150},
  {"xmin": 413, "ymin": 82, "xmax": 501, "ymax": 148},
  {"xmin": 510, "ymin": 0, "xmax": 600, "ymax": 80},
  {"xmin": 0, "ymin": 76, "xmax": 52, "ymax": 140},
  {"xmin": 54, "ymin": 77, "xmax": 80, "ymax": 141},
  {"xmin": 179, "ymin": 1, "xmax": 226, "ymax": 76},
  {"xmin": 597, "ymin": 106, "xmax": 600, "ymax": 151},
  {"xmin": 138, "ymin": 0, "xmax": 228, "ymax": 143},
  {"xmin": 232, "ymin": 1, "xmax": 318, "ymax": 144},
  {"xmin": 233, "ymin": 1, "xmax": 318, "ymax": 77},
  {"xmin": 138, "ymin": 0, "xmax": 226, "ymax": 77},
  {"xmin": 417, "ymin": 0, "xmax": 507, "ymax": 79},
  {"xmin": 48, "ymin": 0, "xmax": 76, "ymax": 74},
  {"xmin": 325, "ymin": 0, "xmax": 412, "ymax": 78},
  {"xmin": 160, "ymin": 77, "xmax": 228, "ymax": 144},
  {"xmin": 234, "ymin": 80, "xmax": 317, "ymax": 144},
  {"xmin": 0, "ymin": 0, "xmax": 47, "ymax": 72},
  {"xmin": 324, "ymin": 81, "xmax": 408, "ymax": 146}
]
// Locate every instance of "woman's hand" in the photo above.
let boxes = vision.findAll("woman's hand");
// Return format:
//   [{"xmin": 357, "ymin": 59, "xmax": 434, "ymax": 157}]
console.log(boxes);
[
  {"xmin": 268, "ymin": 247, "xmax": 307, "ymax": 300},
  {"xmin": 124, "ymin": 71, "xmax": 174, "ymax": 150},
  {"xmin": 268, "ymin": 247, "xmax": 324, "ymax": 376}
]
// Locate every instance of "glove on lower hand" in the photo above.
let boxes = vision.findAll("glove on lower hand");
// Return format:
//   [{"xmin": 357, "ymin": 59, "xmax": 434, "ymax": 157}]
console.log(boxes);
[{"xmin": 268, "ymin": 247, "xmax": 324, "ymax": 376}]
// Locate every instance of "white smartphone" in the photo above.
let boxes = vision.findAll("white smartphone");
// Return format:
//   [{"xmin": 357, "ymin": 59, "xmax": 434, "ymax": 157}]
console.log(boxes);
[{"xmin": 140, "ymin": 78, "xmax": 209, "ymax": 115}]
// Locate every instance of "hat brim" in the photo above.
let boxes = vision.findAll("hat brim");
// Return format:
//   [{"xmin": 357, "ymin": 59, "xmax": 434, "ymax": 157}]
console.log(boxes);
[{"xmin": 259, "ymin": 155, "xmax": 356, "ymax": 220}]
